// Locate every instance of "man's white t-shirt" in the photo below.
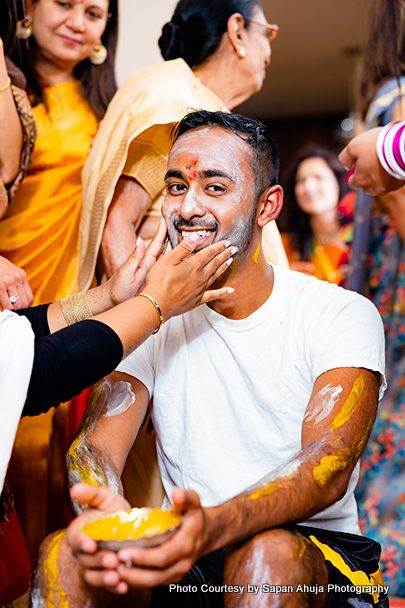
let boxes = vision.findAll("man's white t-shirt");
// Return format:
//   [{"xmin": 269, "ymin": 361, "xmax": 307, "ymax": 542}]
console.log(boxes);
[{"xmin": 118, "ymin": 265, "xmax": 386, "ymax": 535}]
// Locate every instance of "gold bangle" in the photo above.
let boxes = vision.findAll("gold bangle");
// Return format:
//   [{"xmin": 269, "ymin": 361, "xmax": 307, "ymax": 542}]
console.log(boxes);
[
  {"xmin": 137, "ymin": 293, "xmax": 164, "ymax": 334},
  {"xmin": 0, "ymin": 76, "xmax": 11, "ymax": 93},
  {"xmin": 60, "ymin": 291, "xmax": 93, "ymax": 326}
]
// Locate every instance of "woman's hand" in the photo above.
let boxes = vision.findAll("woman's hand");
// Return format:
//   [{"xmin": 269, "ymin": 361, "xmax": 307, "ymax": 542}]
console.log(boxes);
[
  {"xmin": 339, "ymin": 128, "xmax": 405, "ymax": 195},
  {"xmin": 142, "ymin": 233, "xmax": 236, "ymax": 321},
  {"xmin": 106, "ymin": 218, "xmax": 236, "ymax": 320},
  {"xmin": 0, "ymin": 255, "xmax": 34, "ymax": 310},
  {"xmin": 106, "ymin": 219, "xmax": 168, "ymax": 305}
]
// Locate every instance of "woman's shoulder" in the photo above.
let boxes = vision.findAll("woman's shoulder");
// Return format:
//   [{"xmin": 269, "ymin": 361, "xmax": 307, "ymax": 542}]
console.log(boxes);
[{"xmin": 120, "ymin": 59, "xmax": 195, "ymax": 99}]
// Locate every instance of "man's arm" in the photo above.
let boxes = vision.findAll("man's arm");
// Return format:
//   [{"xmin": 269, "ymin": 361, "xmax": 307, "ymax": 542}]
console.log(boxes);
[
  {"xmin": 101, "ymin": 176, "xmax": 152, "ymax": 277},
  {"xmin": 68, "ymin": 366, "xmax": 379, "ymax": 593},
  {"xmin": 67, "ymin": 371, "xmax": 151, "ymax": 511},
  {"xmin": 204, "ymin": 367, "xmax": 378, "ymax": 543}
]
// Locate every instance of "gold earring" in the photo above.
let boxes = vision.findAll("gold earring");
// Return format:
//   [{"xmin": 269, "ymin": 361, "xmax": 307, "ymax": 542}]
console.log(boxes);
[
  {"xmin": 15, "ymin": 15, "xmax": 33, "ymax": 39},
  {"xmin": 237, "ymin": 47, "xmax": 246, "ymax": 59},
  {"xmin": 89, "ymin": 40, "xmax": 107, "ymax": 65}
]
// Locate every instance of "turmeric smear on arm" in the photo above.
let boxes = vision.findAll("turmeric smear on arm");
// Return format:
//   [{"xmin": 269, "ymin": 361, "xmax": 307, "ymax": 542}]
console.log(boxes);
[
  {"xmin": 331, "ymin": 376, "xmax": 366, "ymax": 431},
  {"xmin": 312, "ymin": 450, "xmax": 350, "ymax": 486},
  {"xmin": 245, "ymin": 482, "xmax": 280, "ymax": 501}
]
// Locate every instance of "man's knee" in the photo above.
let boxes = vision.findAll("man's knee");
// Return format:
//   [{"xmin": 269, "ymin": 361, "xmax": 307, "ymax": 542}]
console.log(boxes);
[
  {"xmin": 31, "ymin": 529, "xmax": 91, "ymax": 607},
  {"xmin": 224, "ymin": 528, "xmax": 329, "ymax": 607},
  {"xmin": 31, "ymin": 530, "xmax": 151, "ymax": 608}
]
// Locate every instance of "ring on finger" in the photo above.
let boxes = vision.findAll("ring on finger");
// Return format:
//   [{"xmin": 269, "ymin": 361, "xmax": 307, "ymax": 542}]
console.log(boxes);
[{"xmin": 9, "ymin": 295, "xmax": 20, "ymax": 304}]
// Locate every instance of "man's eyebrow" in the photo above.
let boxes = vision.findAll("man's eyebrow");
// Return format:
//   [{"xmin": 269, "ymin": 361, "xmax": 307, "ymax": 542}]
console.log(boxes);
[
  {"xmin": 164, "ymin": 168, "xmax": 236, "ymax": 183},
  {"xmin": 164, "ymin": 169, "xmax": 185, "ymax": 181},
  {"xmin": 199, "ymin": 169, "xmax": 236, "ymax": 183}
]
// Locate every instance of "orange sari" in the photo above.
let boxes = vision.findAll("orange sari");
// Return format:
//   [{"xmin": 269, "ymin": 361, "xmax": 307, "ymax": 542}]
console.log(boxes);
[{"xmin": 282, "ymin": 194, "xmax": 354, "ymax": 286}]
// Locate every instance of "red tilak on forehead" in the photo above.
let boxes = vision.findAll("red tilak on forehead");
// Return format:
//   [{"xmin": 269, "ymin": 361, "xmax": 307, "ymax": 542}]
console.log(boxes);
[{"xmin": 186, "ymin": 155, "xmax": 199, "ymax": 181}]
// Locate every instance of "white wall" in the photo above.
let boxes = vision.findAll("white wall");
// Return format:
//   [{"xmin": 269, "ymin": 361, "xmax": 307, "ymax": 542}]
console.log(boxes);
[{"xmin": 116, "ymin": 0, "xmax": 177, "ymax": 85}]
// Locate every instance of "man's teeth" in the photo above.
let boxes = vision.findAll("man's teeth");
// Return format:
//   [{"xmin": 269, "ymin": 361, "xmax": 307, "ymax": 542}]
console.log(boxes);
[{"xmin": 181, "ymin": 230, "xmax": 212, "ymax": 239}]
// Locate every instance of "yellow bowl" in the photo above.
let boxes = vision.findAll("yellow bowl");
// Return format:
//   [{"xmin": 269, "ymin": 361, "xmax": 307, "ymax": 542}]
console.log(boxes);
[{"xmin": 81, "ymin": 507, "xmax": 182, "ymax": 551}]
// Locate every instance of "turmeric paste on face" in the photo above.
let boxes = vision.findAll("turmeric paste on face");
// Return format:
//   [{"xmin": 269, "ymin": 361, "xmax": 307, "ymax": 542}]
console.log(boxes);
[{"xmin": 82, "ymin": 507, "xmax": 182, "ymax": 541}]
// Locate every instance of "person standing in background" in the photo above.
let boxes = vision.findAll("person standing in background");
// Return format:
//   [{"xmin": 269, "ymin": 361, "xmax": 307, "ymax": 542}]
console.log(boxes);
[
  {"xmin": 347, "ymin": 0, "xmax": 405, "ymax": 597},
  {"xmin": 279, "ymin": 145, "xmax": 353, "ymax": 285}
]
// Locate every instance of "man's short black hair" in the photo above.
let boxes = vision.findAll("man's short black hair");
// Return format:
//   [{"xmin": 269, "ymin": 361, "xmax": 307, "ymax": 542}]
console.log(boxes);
[{"xmin": 172, "ymin": 110, "xmax": 279, "ymax": 197}]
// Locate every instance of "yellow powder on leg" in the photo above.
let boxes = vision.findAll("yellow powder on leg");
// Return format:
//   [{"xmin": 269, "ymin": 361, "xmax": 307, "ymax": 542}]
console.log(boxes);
[{"xmin": 43, "ymin": 530, "xmax": 69, "ymax": 608}]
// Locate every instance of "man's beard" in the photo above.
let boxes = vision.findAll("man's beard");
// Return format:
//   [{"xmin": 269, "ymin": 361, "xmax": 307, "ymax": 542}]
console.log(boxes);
[{"xmin": 168, "ymin": 206, "xmax": 257, "ymax": 257}]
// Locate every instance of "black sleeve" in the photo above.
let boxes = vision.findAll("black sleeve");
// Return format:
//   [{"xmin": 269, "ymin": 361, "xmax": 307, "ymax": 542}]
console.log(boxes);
[
  {"xmin": 14, "ymin": 304, "xmax": 51, "ymax": 338},
  {"xmin": 22, "ymin": 320, "xmax": 124, "ymax": 417}
]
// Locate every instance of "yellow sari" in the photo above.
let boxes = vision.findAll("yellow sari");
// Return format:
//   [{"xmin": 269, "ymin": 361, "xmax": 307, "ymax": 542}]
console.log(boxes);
[{"xmin": 0, "ymin": 80, "xmax": 98, "ymax": 304}]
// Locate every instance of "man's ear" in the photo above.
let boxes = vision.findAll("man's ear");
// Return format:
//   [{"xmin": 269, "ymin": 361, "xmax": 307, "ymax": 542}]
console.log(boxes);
[
  {"xmin": 257, "ymin": 185, "xmax": 284, "ymax": 227},
  {"xmin": 227, "ymin": 13, "xmax": 248, "ymax": 56}
]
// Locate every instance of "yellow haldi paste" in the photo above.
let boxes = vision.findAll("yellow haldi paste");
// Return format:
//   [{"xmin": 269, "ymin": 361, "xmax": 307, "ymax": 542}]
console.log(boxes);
[
  {"xmin": 82, "ymin": 507, "xmax": 182, "ymax": 541},
  {"xmin": 331, "ymin": 376, "xmax": 365, "ymax": 431},
  {"xmin": 252, "ymin": 243, "xmax": 261, "ymax": 264},
  {"xmin": 246, "ymin": 483, "xmax": 280, "ymax": 501},
  {"xmin": 43, "ymin": 530, "xmax": 69, "ymax": 608},
  {"xmin": 313, "ymin": 451, "xmax": 349, "ymax": 486}
]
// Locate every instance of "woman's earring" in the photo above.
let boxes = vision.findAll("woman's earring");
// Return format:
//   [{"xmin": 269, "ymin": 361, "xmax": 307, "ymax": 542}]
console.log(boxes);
[
  {"xmin": 237, "ymin": 47, "xmax": 246, "ymax": 59},
  {"xmin": 89, "ymin": 40, "xmax": 107, "ymax": 65},
  {"xmin": 15, "ymin": 15, "xmax": 33, "ymax": 40}
]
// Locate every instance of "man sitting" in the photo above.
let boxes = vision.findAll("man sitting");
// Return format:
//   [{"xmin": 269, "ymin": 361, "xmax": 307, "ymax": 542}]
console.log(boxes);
[{"xmin": 34, "ymin": 111, "xmax": 388, "ymax": 608}]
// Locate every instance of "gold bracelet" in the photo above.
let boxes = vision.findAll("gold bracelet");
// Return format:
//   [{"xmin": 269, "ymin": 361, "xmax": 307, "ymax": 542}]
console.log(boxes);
[
  {"xmin": 60, "ymin": 291, "xmax": 93, "ymax": 326},
  {"xmin": 137, "ymin": 293, "xmax": 164, "ymax": 334},
  {"xmin": 0, "ymin": 76, "xmax": 11, "ymax": 93}
]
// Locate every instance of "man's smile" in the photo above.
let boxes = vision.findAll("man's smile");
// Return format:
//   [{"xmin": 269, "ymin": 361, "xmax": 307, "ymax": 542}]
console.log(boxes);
[{"xmin": 173, "ymin": 220, "xmax": 218, "ymax": 249}]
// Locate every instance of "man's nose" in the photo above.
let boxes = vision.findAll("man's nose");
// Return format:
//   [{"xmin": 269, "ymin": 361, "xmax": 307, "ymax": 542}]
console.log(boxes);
[{"xmin": 179, "ymin": 191, "xmax": 206, "ymax": 220}]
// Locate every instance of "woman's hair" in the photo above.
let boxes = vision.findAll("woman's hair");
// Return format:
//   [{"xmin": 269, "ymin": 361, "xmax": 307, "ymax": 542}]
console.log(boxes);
[
  {"xmin": 1, "ymin": 0, "xmax": 118, "ymax": 120},
  {"xmin": 158, "ymin": 0, "xmax": 260, "ymax": 67},
  {"xmin": 278, "ymin": 145, "xmax": 346, "ymax": 261},
  {"xmin": 355, "ymin": 0, "xmax": 405, "ymax": 120}
]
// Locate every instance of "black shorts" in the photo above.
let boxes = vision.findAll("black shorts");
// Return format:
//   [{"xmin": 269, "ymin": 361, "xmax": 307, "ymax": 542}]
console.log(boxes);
[{"xmin": 151, "ymin": 525, "xmax": 389, "ymax": 608}]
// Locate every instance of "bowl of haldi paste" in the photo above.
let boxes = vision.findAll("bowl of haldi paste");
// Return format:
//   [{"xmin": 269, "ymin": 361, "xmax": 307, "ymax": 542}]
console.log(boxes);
[{"xmin": 82, "ymin": 507, "xmax": 182, "ymax": 551}]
